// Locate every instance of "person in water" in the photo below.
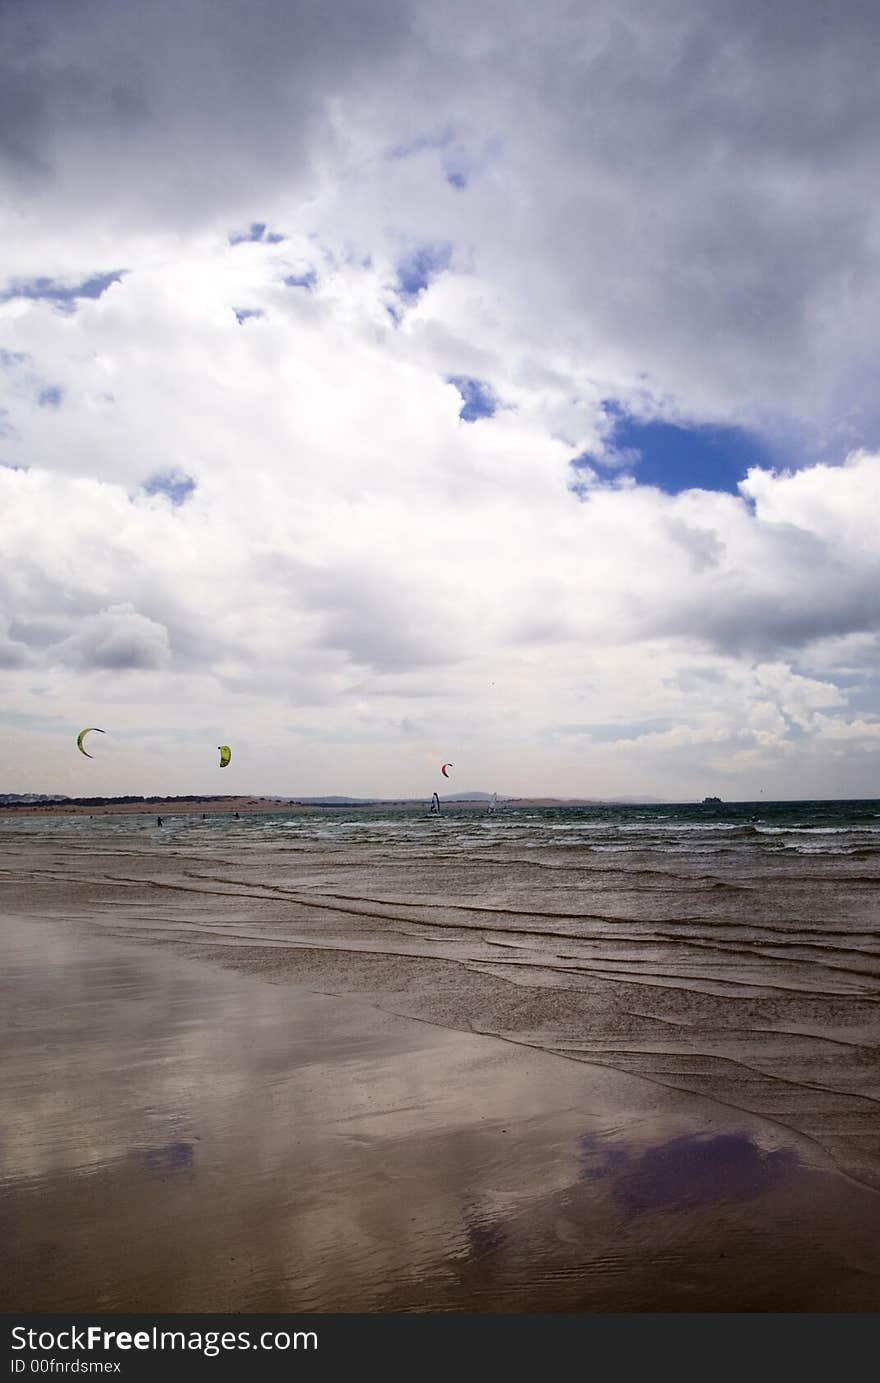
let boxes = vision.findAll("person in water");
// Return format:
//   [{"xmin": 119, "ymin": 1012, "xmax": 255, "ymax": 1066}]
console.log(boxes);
[{"xmin": 157, "ymin": 816, "xmax": 163, "ymax": 826}]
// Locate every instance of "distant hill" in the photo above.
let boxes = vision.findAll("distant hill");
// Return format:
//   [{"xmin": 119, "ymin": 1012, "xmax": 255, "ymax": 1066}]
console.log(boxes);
[
  {"xmin": 439, "ymin": 791, "xmax": 495, "ymax": 801},
  {"xmin": 3, "ymin": 790, "xmax": 665, "ymax": 809},
  {"xmin": 1, "ymin": 793, "xmax": 231, "ymax": 807},
  {"xmin": 0, "ymin": 793, "xmax": 70, "ymax": 804}
]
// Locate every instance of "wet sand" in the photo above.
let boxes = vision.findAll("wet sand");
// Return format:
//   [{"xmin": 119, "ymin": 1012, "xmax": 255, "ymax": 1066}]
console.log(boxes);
[{"xmin": 2, "ymin": 912, "xmax": 880, "ymax": 1311}]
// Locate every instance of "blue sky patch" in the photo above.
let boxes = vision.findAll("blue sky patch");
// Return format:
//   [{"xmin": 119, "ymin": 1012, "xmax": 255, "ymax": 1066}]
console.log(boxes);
[
  {"xmin": 142, "ymin": 471, "xmax": 196, "ymax": 506},
  {"xmin": 233, "ymin": 307, "xmax": 264, "ymax": 325},
  {"xmin": 38, "ymin": 385, "xmax": 63, "ymax": 408},
  {"xmin": 579, "ymin": 401, "xmax": 774, "ymax": 496},
  {"xmin": 0, "ymin": 270, "xmax": 125, "ymax": 311},
  {"xmin": 394, "ymin": 244, "xmax": 452, "ymax": 303},
  {"xmin": 229, "ymin": 222, "xmax": 284, "ymax": 246},
  {"xmin": 387, "ymin": 130, "xmax": 453, "ymax": 161},
  {"xmin": 387, "ymin": 131, "xmax": 470, "ymax": 191},
  {"xmin": 284, "ymin": 270, "xmax": 317, "ymax": 291},
  {"xmin": 448, "ymin": 376, "xmax": 497, "ymax": 422}
]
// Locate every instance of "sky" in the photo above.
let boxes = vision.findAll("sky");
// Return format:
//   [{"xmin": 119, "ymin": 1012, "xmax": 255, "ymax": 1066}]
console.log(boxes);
[{"xmin": 2, "ymin": 0, "xmax": 880, "ymax": 802}]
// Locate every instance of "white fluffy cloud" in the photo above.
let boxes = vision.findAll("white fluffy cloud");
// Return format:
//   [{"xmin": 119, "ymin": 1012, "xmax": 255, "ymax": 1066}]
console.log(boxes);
[{"xmin": 2, "ymin": 0, "xmax": 880, "ymax": 798}]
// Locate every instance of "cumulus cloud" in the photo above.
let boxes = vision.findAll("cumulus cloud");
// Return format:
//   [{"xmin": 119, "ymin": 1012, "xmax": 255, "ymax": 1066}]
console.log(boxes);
[
  {"xmin": 2, "ymin": 0, "xmax": 880, "ymax": 797},
  {"xmin": 51, "ymin": 604, "xmax": 171, "ymax": 671},
  {"xmin": 0, "ymin": 616, "xmax": 33, "ymax": 668}
]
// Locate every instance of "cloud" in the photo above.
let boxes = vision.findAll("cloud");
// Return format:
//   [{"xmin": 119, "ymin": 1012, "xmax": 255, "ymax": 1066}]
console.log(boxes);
[
  {"xmin": 6, "ymin": 1, "xmax": 880, "ymax": 433},
  {"xmin": 0, "ymin": 0, "xmax": 414, "ymax": 227},
  {"xmin": 0, "ymin": 618, "xmax": 33, "ymax": 668},
  {"xmin": 3, "ymin": 1, "xmax": 880, "ymax": 797},
  {"xmin": 51, "ymin": 603, "xmax": 172, "ymax": 671}
]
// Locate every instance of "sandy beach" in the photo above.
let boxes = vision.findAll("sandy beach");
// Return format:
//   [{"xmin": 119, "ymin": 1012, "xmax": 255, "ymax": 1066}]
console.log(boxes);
[
  {"xmin": 3, "ymin": 912, "xmax": 880, "ymax": 1312},
  {"xmin": 2, "ymin": 807, "xmax": 879, "ymax": 1311}
]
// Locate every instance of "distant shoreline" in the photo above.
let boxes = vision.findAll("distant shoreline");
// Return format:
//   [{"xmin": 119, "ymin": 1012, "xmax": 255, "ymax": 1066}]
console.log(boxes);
[
  {"xmin": 0, "ymin": 796, "xmax": 276, "ymax": 818},
  {"xmin": 1, "ymin": 794, "xmax": 661, "ymax": 818},
  {"xmin": 4, "ymin": 796, "xmax": 877, "ymax": 819}
]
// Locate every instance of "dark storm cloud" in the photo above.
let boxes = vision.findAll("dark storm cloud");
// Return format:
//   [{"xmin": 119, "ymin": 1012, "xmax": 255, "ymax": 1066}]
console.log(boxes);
[
  {"xmin": 52, "ymin": 604, "xmax": 171, "ymax": 670},
  {"xmin": 5, "ymin": 0, "xmax": 880, "ymax": 430},
  {"xmin": 469, "ymin": 0, "xmax": 880, "ymax": 428},
  {"xmin": 0, "ymin": 557, "xmax": 241, "ymax": 676},
  {"xmin": 659, "ymin": 560, "xmax": 880, "ymax": 657},
  {"xmin": 0, "ymin": 0, "xmax": 415, "ymax": 223},
  {"xmin": 0, "ymin": 638, "xmax": 32, "ymax": 669}
]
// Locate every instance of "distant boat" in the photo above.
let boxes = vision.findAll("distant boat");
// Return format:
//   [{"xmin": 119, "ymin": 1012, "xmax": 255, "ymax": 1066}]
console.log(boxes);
[{"xmin": 702, "ymin": 796, "xmax": 723, "ymax": 804}]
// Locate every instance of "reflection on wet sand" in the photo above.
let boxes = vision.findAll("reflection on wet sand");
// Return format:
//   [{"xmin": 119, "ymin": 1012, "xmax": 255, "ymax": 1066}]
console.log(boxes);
[
  {"xmin": 3, "ymin": 809, "xmax": 878, "ymax": 1196},
  {"xmin": 578, "ymin": 1130, "xmax": 798, "ymax": 1212},
  {"xmin": 2, "ymin": 915, "xmax": 879, "ymax": 1311}
]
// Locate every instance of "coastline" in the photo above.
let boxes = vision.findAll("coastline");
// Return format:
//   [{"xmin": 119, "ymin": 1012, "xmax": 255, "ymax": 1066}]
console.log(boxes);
[
  {"xmin": 3, "ymin": 809, "xmax": 879, "ymax": 1312},
  {"xmin": 0, "ymin": 796, "xmax": 281, "ymax": 818},
  {"xmin": 0, "ymin": 795, "xmax": 647, "ymax": 819},
  {"xmin": 3, "ymin": 910, "xmax": 880, "ymax": 1311}
]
